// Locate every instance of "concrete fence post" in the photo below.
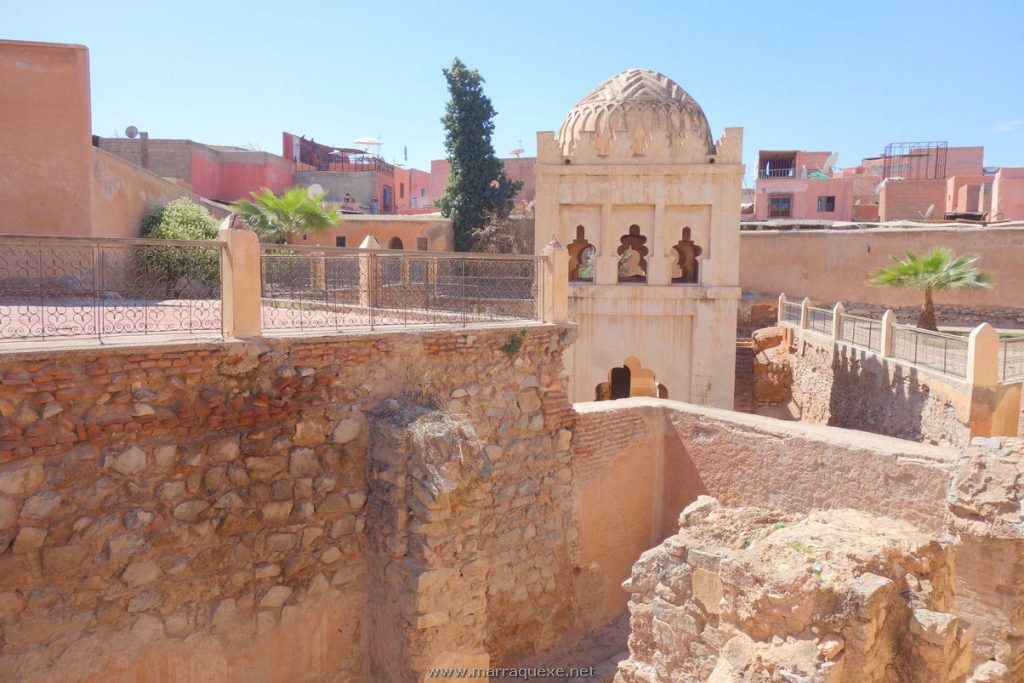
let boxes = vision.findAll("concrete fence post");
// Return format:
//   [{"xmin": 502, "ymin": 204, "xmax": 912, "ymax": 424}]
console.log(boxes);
[
  {"xmin": 540, "ymin": 236, "xmax": 568, "ymax": 323},
  {"xmin": 778, "ymin": 293, "xmax": 786, "ymax": 324},
  {"xmin": 219, "ymin": 217, "xmax": 262, "ymax": 339},
  {"xmin": 831, "ymin": 301, "xmax": 847, "ymax": 342},
  {"xmin": 967, "ymin": 323, "xmax": 1000, "ymax": 387},
  {"xmin": 880, "ymin": 310, "xmax": 896, "ymax": 358},
  {"xmin": 800, "ymin": 297, "xmax": 811, "ymax": 330}
]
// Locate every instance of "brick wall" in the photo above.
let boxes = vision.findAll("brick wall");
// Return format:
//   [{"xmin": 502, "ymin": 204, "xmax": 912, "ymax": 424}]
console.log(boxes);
[{"xmin": 879, "ymin": 178, "xmax": 947, "ymax": 221}]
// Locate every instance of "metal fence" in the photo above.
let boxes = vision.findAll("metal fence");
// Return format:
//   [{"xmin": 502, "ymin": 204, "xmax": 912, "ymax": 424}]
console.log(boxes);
[
  {"xmin": 260, "ymin": 245, "xmax": 543, "ymax": 332},
  {"xmin": 838, "ymin": 313, "xmax": 883, "ymax": 352},
  {"xmin": 780, "ymin": 301, "xmax": 802, "ymax": 326},
  {"xmin": 1000, "ymin": 337, "xmax": 1024, "ymax": 383},
  {"xmin": 806, "ymin": 306, "xmax": 834, "ymax": 335},
  {"xmin": 891, "ymin": 325, "xmax": 969, "ymax": 379},
  {"xmin": 0, "ymin": 236, "xmax": 222, "ymax": 344}
]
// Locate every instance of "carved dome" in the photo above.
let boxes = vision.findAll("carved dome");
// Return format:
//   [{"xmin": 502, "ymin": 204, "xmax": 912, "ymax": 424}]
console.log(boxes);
[{"xmin": 557, "ymin": 68, "xmax": 714, "ymax": 161}]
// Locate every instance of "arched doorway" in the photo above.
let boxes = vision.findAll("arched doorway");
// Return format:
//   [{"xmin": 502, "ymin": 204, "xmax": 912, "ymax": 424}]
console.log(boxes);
[{"xmin": 594, "ymin": 358, "xmax": 666, "ymax": 401}]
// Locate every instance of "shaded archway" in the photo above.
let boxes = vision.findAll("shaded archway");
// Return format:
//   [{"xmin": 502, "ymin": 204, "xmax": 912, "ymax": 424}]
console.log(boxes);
[
  {"xmin": 670, "ymin": 226, "xmax": 702, "ymax": 284},
  {"xmin": 568, "ymin": 225, "xmax": 596, "ymax": 282},
  {"xmin": 594, "ymin": 358, "xmax": 664, "ymax": 401},
  {"xmin": 388, "ymin": 237, "xmax": 404, "ymax": 250},
  {"xmin": 617, "ymin": 225, "xmax": 648, "ymax": 283}
]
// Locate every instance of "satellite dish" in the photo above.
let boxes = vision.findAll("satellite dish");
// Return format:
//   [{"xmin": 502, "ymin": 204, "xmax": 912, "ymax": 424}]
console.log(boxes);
[
  {"xmin": 920, "ymin": 204, "xmax": 935, "ymax": 220},
  {"xmin": 509, "ymin": 148, "xmax": 525, "ymax": 158},
  {"xmin": 822, "ymin": 152, "xmax": 839, "ymax": 171},
  {"xmin": 307, "ymin": 184, "xmax": 324, "ymax": 199},
  {"xmin": 125, "ymin": 125, "xmax": 139, "ymax": 139}
]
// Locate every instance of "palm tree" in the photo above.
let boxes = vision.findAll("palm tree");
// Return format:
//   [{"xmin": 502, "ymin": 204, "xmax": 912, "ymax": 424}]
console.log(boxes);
[
  {"xmin": 232, "ymin": 187, "xmax": 341, "ymax": 244},
  {"xmin": 867, "ymin": 247, "xmax": 992, "ymax": 330}
]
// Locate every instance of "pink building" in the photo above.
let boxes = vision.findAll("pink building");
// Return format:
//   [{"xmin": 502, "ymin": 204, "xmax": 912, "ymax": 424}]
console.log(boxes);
[
  {"xmin": 429, "ymin": 156, "xmax": 537, "ymax": 211},
  {"xmin": 98, "ymin": 138, "xmax": 293, "ymax": 204},
  {"xmin": 754, "ymin": 144, "xmax": 1024, "ymax": 222},
  {"xmin": 754, "ymin": 150, "xmax": 879, "ymax": 222}
]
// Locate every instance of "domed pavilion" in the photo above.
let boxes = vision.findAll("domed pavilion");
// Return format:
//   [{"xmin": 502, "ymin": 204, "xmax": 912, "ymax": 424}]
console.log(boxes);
[{"xmin": 534, "ymin": 68, "xmax": 744, "ymax": 407}]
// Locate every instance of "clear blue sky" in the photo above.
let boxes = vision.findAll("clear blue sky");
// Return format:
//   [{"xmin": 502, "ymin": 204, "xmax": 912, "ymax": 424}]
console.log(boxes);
[{"xmin": 8, "ymin": 0, "xmax": 1024, "ymax": 184}]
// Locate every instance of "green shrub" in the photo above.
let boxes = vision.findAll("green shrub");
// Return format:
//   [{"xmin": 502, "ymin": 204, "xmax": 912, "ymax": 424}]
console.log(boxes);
[
  {"xmin": 142, "ymin": 197, "xmax": 219, "ymax": 240},
  {"xmin": 139, "ymin": 198, "xmax": 221, "ymax": 297}
]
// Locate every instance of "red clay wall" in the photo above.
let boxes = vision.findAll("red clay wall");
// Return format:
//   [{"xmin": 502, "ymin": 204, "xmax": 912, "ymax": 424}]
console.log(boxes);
[{"xmin": 0, "ymin": 40, "xmax": 92, "ymax": 236}]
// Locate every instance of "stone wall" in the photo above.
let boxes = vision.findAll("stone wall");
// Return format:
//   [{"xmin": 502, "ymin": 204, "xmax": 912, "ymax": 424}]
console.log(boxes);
[
  {"xmin": 0, "ymin": 323, "xmax": 579, "ymax": 681},
  {"xmin": 570, "ymin": 399, "xmax": 956, "ymax": 637},
  {"xmin": 786, "ymin": 329, "xmax": 973, "ymax": 447}
]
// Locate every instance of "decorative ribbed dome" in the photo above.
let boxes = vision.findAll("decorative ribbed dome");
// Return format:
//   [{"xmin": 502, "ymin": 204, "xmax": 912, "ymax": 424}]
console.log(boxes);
[{"xmin": 557, "ymin": 68, "xmax": 713, "ymax": 160}]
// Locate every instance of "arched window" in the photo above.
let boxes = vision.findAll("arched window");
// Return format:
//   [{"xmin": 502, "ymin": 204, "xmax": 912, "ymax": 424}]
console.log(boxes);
[
  {"xmin": 617, "ymin": 225, "xmax": 648, "ymax": 283},
  {"xmin": 671, "ymin": 226, "xmax": 702, "ymax": 284},
  {"xmin": 568, "ymin": 225, "xmax": 595, "ymax": 282},
  {"xmin": 388, "ymin": 236, "xmax": 404, "ymax": 250}
]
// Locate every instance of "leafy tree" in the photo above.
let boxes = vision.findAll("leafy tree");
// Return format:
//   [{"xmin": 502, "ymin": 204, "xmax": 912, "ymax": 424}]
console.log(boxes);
[
  {"xmin": 437, "ymin": 58, "xmax": 522, "ymax": 252},
  {"xmin": 140, "ymin": 197, "xmax": 220, "ymax": 295},
  {"xmin": 470, "ymin": 211, "xmax": 528, "ymax": 254},
  {"xmin": 866, "ymin": 247, "xmax": 992, "ymax": 330},
  {"xmin": 232, "ymin": 187, "xmax": 341, "ymax": 244}
]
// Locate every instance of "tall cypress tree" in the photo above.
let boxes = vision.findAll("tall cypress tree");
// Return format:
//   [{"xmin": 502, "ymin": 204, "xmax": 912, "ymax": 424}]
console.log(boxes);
[{"xmin": 437, "ymin": 58, "xmax": 520, "ymax": 252}]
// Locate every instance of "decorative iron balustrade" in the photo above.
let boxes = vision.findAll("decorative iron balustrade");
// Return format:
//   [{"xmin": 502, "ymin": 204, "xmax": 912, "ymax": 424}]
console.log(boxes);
[
  {"xmin": 780, "ymin": 301, "xmax": 802, "ymax": 326},
  {"xmin": 0, "ymin": 236, "xmax": 223, "ymax": 344},
  {"xmin": 806, "ymin": 306, "xmax": 834, "ymax": 335},
  {"xmin": 999, "ymin": 337, "xmax": 1024, "ymax": 383},
  {"xmin": 891, "ymin": 325, "xmax": 968, "ymax": 379},
  {"xmin": 838, "ymin": 314, "xmax": 883, "ymax": 352},
  {"xmin": 260, "ymin": 245, "xmax": 543, "ymax": 332}
]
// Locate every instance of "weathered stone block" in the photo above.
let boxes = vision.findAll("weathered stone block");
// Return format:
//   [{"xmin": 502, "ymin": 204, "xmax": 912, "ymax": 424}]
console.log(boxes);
[{"xmin": 20, "ymin": 490, "xmax": 61, "ymax": 520}]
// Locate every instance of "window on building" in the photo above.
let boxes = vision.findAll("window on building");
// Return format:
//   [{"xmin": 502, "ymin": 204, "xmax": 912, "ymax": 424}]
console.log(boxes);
[
  {"xmin": 768, "ymin": 195, "xmax": 793, "ymax": 218},
  {"xmin": 817, "ymin": 195, "xmax": 836, "ymax": 212},
  {"xmin": 400, "ymin": 183, "xmax": 405, "ymax": 199},
  {"xmin": 417, "ymin": 237, "xmax": 428, "ymax": 250},
  {"xmin": 420, "ymin": 188, "xmax": 426, "ymax": 197},
  {"xmin": 335, "ymin": 236, "xmax": 346, "ymax": 247}
]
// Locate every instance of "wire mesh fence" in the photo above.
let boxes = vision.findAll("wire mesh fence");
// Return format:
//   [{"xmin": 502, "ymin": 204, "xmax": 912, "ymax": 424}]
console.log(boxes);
[
  {"xmin": 999, "ymin": 337, "xmax": 1024, "ymax": 383},
  {"xmin": 0, "ymin": 236, "xmax": 223, "ymax": 344},
  {"xmin": 806, "ymin": 306, "xmax": 834, "ymax": 335},
  {"xmin": 260, "ymin": 246, "xmax": 543, "ymax": 332},
  {"xmin": 891, "ymin": 325, "xmax": 968, "ymax": 379},
  {"xmin": 780, "ymin": 301, "xmax": 802, "ymax": 326},
  {"xmin": 838, "ymin": 314, "xmax": 883, "ymax": 352}
]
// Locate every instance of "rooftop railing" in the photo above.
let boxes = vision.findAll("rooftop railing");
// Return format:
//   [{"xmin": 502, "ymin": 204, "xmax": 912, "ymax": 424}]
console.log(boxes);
[
  {"xmin": 777, "ymin": 293, "xmax": 1017, "ymax": 385},
  {"xmin": 838, "ymin": 313, "xmax": 883, "ymax": 353},
  {"xmin": 999, "ymin": 337, "xmax": 1024, "ymax": 383},
  {"xmin": 0, "ymin": 231, "xmax": 561, "ymax": 347},
  {"xmin": 891, "ymin": 325, "xmax": 968, "ymax": 379},
  {"xmin": 0, "ymin": 235, "xmax": 223, "ymax": 344},
  {"xmin": 259, "ymin": 245, "xmax": 543, "ymax": 332},
  {"xmin": 757, "ymin": 168, "xmax": 796, "ymax": 179}
]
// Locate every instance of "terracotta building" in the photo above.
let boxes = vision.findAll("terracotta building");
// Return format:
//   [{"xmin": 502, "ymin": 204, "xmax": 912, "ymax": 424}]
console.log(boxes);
[{"xmin": 535, "ymin": 68, "xmax": 742, "ymax": 408}]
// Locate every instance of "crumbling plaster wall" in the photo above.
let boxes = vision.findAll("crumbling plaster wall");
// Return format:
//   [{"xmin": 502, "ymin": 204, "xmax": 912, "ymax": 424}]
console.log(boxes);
[{"xmin": 0, "ymin": 323, "xmax": 579, "ymax": 681}]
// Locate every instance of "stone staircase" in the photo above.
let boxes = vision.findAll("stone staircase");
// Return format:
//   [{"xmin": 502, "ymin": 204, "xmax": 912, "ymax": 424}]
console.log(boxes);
[{"xmin": 734, "ymin": 337, "xmax": 755, "ymax": 413}]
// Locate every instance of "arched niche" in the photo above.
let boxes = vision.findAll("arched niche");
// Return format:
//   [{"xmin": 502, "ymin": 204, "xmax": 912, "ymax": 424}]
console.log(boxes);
[
  {"xmin": 568, "ymin": 225, "xmax": 595, "ymax": 282},
  {"xmin": 388, "ymin": 236, "xmax": 404, "ymax": 250},
  {"xmin": 670, "ymin": 226, "xmax": 702, "ymax": 284},
  {"xmin": 617, "ymin": 225, "xmax": 648, "ymax": 283}
]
